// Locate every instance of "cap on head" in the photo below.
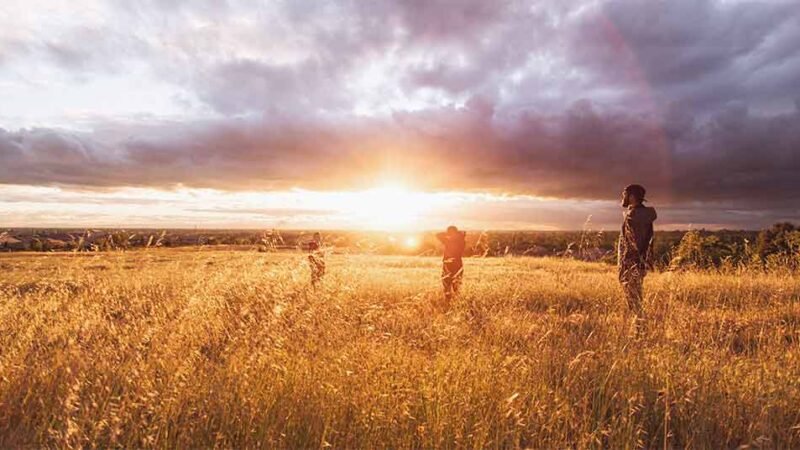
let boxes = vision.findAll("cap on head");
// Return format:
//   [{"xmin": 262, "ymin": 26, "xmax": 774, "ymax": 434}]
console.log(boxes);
[
  {"xmin": 624, "ymin": 184, "xmax": 647, "ymax": 202},
  {"xmin": 447, "ymin": 225, "xmax": 458, "ymax": 233}
]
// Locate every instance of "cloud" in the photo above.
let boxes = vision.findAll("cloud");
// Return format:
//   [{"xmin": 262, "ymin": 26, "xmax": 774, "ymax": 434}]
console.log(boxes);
[
  {"xmin": 1, "ymin": 0, "xmax": 799, "ymax": 225},
  {"xmin": 6, "ymin": 0, "xmax": 796, "ymax": 116},
  {"xmin": 194, "ymin": 58, "xmax": 350, "ymax": 114},
  {"xmin": 568, "ymin": 0, "xmax": 800, "ymax": 113},
  {"xmin": 2, "ymin": 98, "xmax": 798, "ymax": 209}
]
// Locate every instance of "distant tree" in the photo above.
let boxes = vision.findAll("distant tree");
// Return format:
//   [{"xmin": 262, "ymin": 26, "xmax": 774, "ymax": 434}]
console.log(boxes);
[
  {"xmin": 756, "ymin": 222, "xmax": 797, "ymax": 259},
  {"xmin": 670, "ymin": 229, "xmax": 742, "ymax": 269},
  {"xmin": 30, "ymin": 239, "xmax": 43, "ymax": 252},
  {"xmin": 670, "ymin": 230, "xmax": 708, "ymax": 269},
  {"xmin": 787, "ymin": 231, "xmax": 800, "ymax": 253}
]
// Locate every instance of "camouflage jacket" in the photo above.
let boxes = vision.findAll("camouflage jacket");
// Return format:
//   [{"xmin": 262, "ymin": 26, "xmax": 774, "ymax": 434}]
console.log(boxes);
[{"xmin": 618, "ymin": 205, "xmax": 657, "ymax": 269}]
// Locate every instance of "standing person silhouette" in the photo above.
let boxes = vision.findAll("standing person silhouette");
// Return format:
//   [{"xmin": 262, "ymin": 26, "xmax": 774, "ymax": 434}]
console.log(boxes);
[
  {"xmin": 436, "ymin": 226, "xmax": 466, "ymax": 304},
  {"xmin": 305, "ymin": 232, "xmax": 326, "ymax": 287},
  {"xmin": 618, "ymin": 184, "xmax": 657, "ymax": 335}
]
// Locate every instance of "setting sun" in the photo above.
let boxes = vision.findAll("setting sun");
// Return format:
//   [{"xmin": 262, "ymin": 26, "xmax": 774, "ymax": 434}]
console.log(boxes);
[{"xmin": 341, "ymin": 184, "xmax": 429, "ymax": 231}]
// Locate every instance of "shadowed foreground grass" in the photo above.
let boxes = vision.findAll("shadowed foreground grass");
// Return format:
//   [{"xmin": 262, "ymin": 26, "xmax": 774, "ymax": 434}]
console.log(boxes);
[{"xmin": 1, "ymin": 250, "xmax": 799, "ymax": 448}]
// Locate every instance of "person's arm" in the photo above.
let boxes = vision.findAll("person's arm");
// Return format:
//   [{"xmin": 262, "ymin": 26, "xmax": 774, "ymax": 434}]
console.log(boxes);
[
  {"xmin": 302, "ymin": 238, "xmax": 318, "ymax": 251},
  {"xmin": 436, "ymin": 232, "xmax": 447, "ymax": 244}
]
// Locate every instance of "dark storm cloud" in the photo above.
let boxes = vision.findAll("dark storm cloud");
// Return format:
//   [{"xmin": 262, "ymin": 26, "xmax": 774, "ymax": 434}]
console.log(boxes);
[
  {"xmin": 0, "ymin": 128, "xmax": 111, "ymax": 185},
  {"xmin": 570, "ymin": 0, "xmax": 800, "ymax": 113},
  {"xmin": 2, "ymin": 98, "xmax": 798, "ymax": 210},
  {"xmin": 2, "ymin": 0, "xmax": 799, "ymax": 222}
]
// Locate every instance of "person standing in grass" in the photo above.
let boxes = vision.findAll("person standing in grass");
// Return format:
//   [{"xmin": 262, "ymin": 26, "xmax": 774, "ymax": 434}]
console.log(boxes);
[
  {"xmin": 306, "ymin": 232, "xmax": 326, "ymax": 287},
  {"xmin": 437, "ymin": 225, "xmax": 466, "ymax": 303},
  {"xmin": 618, "ymin": 184, "xmax": 657, "ymax": 334}
]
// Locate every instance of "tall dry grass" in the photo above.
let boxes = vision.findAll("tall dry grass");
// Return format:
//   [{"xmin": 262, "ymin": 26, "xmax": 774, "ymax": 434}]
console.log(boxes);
[{"xmin": 0, "ymin": 250, "xmax": 798, "ymax": 448}]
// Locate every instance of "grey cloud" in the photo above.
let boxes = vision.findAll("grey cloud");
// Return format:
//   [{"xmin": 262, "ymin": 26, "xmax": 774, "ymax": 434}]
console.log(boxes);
[
  {"xmin": 570, "ymin": 0, "xmax": 800, "ymax": 113},
  {"xmin": 2, "ymin": 0, "xmax": 799, "ymax": 229},
  {"xmin": 3, "ymin": 0, "xmax": 797, "ymax": 116},
  {"xmin": 194, "ymin": 58, "xmax": 350, "ymax": 114},
  {"xmin": 2, "ymin": 99, "xmax": 798, "ymax": 209},
  {"xmin": 0, "ymin": 128, "xmax": 108, "ymax": 185},
  {"xmin": 42, "ymin": 27, "xmax": 149, "ymax": 74},
  {"xmin": 183, "ymin": 0, "xmax": 523, "ymax": 113},
  {"xmin": 406, "ymin": 61, "xmax": 485, "ymax": 95},
  {"xmin": 82, "ymin": 0, "xmax": 538, "ymax": 114}
]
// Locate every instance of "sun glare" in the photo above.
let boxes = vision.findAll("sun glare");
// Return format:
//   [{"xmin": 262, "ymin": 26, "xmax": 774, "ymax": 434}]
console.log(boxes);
[
  {"xmin": 404, "ymin": 236, "xmax": 419, "ymax": 248},
  {"xmin": 343, "ymin": 184, "xmax": 428, "ymax": 231}
]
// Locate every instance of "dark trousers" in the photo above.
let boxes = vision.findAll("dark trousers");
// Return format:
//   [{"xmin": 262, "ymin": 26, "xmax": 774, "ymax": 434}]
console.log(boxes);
[
  {"xmin": 619, "ymin": 262, "xmax": 645, "ymax": 326},
  {"xmin": 442, "ymin": 259, "xmax": 463, "ymax": 300}
]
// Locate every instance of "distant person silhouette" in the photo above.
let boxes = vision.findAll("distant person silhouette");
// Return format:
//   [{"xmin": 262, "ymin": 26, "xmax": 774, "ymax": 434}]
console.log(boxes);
[
  {"xmin": 618, "ymin": 184, "xmax": 657, "ymax": 334},
  {"xmin": 305, "ymin": 232, "xmax": 326, "ymax": 287},
  {"xmin": 436, "ymin": 226, "xmax": 466, "ymax": 304}
]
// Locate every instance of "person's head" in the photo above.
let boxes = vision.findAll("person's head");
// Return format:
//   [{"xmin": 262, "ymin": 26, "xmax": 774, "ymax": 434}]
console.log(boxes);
[
  {"xmin": 446, "ymin": 225, "xmax": 459, "ymax": 235},
  {"xmin": 313, "ymin": 232, "xmax": 321, "ymax": 241},
  {"xmin": 621, "ymin": 184, "xmax": 647, "ymax": 207}
]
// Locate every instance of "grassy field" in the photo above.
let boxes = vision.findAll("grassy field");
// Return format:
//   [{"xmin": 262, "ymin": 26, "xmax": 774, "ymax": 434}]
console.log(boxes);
[{"xmin": 1, "ymin": 250, "xmax": 799, "ymax": 448}]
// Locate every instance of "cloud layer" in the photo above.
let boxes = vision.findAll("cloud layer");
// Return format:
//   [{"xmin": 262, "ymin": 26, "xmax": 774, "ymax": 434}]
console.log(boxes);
[
  {"xmin": 1, "ymin": 0, "xmax": 799, "ymax": 216},
  {"xmin": 2, "ymin": 99, "xmax": 798, "ymax": 206}
]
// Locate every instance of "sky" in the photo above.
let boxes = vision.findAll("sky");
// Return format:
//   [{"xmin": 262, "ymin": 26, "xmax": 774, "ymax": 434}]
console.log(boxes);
[{"xmin": 1, "ymin": 0, "xmax": 799, "ymax": 231}]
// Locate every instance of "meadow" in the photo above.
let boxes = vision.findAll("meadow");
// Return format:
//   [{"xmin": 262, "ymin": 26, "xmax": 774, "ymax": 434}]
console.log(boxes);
[{"xmin": 1, "ymin": 249, "xmax": 799, "ymax": 448}]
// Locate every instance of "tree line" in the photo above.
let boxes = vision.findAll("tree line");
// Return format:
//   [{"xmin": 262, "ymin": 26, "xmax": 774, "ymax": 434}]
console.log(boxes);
[{"xmin": 3, "ymin": 224, "xmax": 799, "ymax": 271}]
